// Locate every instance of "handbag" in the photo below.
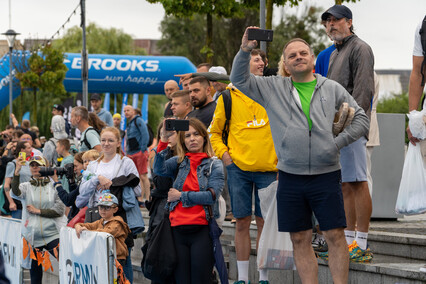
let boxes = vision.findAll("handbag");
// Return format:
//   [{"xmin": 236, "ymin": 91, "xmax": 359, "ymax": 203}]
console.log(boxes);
[
  {"xmin": 141, "ymin": 212, "xmax": 177, "ymax": 282},
  {"xmin": 67, "ymin": 207, "xmax": 88, "ymax": 228}
]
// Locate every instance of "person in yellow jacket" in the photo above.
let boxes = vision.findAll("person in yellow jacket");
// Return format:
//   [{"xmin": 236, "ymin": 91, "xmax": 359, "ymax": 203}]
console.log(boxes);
[{"xmin": 208, "ymin": 49, "xmax": 277, "ymax": 284}]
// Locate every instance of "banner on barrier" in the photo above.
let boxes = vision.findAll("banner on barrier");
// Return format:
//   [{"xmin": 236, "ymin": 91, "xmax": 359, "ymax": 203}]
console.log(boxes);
[
  {"xmin": 0, "ymin": 217, "xmax": 22, "ymax": 284},
  {"xmin": 59, "ymin": 227, "xmax": 115, "ymax": 284}
]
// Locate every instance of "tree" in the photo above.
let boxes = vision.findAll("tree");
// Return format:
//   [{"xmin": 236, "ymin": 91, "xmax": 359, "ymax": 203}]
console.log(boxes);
[
  {"xmin": 158, "ymin": 8, "xmax": 259, "ymax": 71},
  {"xmin": 147, "ymin": 0, "xmax": 242, "ymax": 63},
  {"xmin": 157, "ymin": 6, "xmax": 329, "ymax": 71},
  {"xmin": 15, "ymin": 45, "xmax": 67, "ymax": 125},
  {"xmin": 268, "ymin": 6, "xmax": 329, "ymax": 66},
  {"xmin": 53, "ymin": 23, "xmax": 146, "ymax": 55},
  {"xmin": 244, "ymin": 0, "xmax": 360, "ymax": 55}
]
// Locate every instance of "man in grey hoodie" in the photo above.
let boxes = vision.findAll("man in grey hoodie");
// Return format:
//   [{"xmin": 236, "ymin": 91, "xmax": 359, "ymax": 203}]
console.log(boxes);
[{"xmin": 230, "ymin": 27, "xmax": 369, "ymax": 284}]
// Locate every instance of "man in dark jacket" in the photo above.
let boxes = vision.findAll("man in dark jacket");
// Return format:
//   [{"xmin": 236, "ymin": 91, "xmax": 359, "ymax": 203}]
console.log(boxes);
[{"xmin": 322, "ymin": 5, "xmax": 375, "ymax": 261}]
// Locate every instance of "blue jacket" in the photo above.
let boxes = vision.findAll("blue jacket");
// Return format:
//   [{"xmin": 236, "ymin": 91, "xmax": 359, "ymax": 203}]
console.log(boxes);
[
  {"xmin": 153, "ymin": 150, "xmax": 224, "ymax": 220},
  {"xmin": 122, "ymin": 186, "xmax": 145, "ymax": 234},
  {"xmin": 97, "ymin": 108, "xmax": 113, "ymax": 126},
  {"xmin": 126, "ymin": 115, "xmax": 149, "ymax": 155}
]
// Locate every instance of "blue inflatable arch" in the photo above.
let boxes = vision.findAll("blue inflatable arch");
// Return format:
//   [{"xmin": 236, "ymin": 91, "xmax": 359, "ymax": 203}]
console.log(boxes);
[{"xmin": 0, "ymin": 52, "xmax": 196, "ymax": 112}]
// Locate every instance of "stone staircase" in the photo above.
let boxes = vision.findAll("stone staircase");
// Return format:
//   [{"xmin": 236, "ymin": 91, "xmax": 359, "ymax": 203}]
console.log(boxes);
[{"xmin": 39, "ymin": 211, "xmax": 426, "ymax": 284}]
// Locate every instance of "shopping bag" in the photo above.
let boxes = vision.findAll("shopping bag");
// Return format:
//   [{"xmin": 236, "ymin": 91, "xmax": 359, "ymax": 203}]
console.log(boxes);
[
  {"xmin": 395, "ymin": 143, "xmax": 426, "ymax": 215},
  {"xmin": 407, "ymin": 110, "xmax": 426, "ymax": 140},
  {"xmin": 257, "ymin": 181, "xmax": 295, "ymax": 270}
]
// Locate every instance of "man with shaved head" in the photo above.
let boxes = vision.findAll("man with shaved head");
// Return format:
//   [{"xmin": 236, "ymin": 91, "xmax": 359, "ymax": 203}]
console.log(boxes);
[
  {"xmin": 163, "ymin": 80, "xmax": 180, "ymax": 117},
  {"xmin": 124, "ymin": 105, "xmax": 150, "ymax": 205},
  {"xmin": 229, "ymin": 27, "xmax": 370, "ymax": 284},
  {"xmin": 170, "ymin": 90, "xmax": 192, "ymax": 119}
]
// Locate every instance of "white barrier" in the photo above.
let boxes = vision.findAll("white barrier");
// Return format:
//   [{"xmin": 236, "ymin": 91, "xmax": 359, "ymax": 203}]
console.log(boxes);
[
  {"xmin": 59, "ymin": 227, "xmax": 116, "ymax": 284},
  {"xmin": 0, "ymin": 217, "xmax": 22, "ymax": 284}
]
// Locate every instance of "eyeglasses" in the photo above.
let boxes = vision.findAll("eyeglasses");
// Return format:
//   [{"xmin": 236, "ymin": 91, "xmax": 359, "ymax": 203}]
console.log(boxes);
[
  {"xmin": 29, "ymin": 163, "xmax": 39, "ymax": 168},
  {"xmin": 98, "ymin": 205, "xmax": 117, "ymax": 211}
]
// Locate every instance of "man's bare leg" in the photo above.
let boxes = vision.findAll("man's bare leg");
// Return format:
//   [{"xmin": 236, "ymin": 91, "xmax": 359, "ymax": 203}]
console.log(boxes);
[
  {"xmin": 323, "ymin": 228, "xmax": 349, "ymax": 284},
  {"xmin": 290, "ymin": 229, "xmax": 318, "ymax": 284}
]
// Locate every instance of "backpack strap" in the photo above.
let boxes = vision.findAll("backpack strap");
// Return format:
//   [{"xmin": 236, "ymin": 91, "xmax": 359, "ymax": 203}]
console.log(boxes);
[
  {"xmin": 82, "ymin": 128, "xmax": 99, "ymax": 150},
  {"xmin": 420, "ymin": 15, "xmax": 426, "ymax": 86},
  {"xmin": 220, "ymin": 89, "xmax": 232, "ymax": 146}
]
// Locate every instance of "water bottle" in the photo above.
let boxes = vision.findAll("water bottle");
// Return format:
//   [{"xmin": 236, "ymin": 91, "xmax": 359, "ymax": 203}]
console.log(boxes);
[{"xmin": 81, "ymin": 170, "xmax": 95, "ymax": 181}]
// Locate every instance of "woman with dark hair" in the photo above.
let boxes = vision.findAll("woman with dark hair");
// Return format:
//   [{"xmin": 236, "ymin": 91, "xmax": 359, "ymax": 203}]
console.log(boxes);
[
  {"xmin": 88, "ymin": 112, "xmax": 107, "ymax": 132},
  {"xmin": 153, "ymin": 118, "xmax": 224, "ymax": 284}
]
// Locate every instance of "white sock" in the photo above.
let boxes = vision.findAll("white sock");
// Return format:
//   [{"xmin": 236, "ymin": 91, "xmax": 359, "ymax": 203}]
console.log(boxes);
[
  {"xmin": 259, "ymin": 268, "xmax": 268, "ymax": 281},
  {"xmin": 237, "ymin": 260, "xmax": 249, "ymax": 282},
  {"xmin": 344, "ymin": 230, "xmax": 356, "ymax": 245},
  {"xmin": 356, "ymin": 231, "xmax": 368, "ymax": 250}
]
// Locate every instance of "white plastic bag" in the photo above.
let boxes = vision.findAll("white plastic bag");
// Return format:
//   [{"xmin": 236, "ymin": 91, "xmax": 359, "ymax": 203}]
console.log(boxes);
[
  {"xmin": 407, "ymin": 110, "xmax": 426, "ymax": 139},
  {"xmin": 257, "ymin": 181, "xmax": 295, "ymax": 270},
  {"xmin": 215, "ymin": 195, "xmax": 226, "ymax": 229},
  {"xmin": 395, "ymin": 143, "xmax": 426, "ymax": 215}
]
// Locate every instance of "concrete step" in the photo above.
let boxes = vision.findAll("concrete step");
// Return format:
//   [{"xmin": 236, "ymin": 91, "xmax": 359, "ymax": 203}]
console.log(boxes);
[{"xmin": 225, "ymin": 240, "xmax": 426, "ymax": 284}]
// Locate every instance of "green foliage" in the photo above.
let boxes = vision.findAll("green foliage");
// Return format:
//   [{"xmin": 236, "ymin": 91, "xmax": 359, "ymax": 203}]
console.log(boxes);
[
  {"xmin": 268, "ymin": 6, "xmax": 328, "ymax": 66},
  {"xmin": 148, "ymin": 0, "xmax": 243, "ymax": 62},
  {"xmin": 158, "ymin": 9, "xmax": 259, "ymax": 72},
  {"xmin": 377, "ymin": 93, "xmax": 409, "ymax": 114},
  {"xmin": 147, "ymin": 95, "xmax": 169, "ymax": 135},
  {"xmin": 15, "ymin": 45, "xmax": 68, "ymax": 125},
  {"xmin": 147, "ymin": 0, "xmax": 242, "ymax": 18},
  {"xmin": 53, "ymin": 23, "xmax": 147, "ymax": 55},
  {"xmin": 158, "ymin": 6, "xmax": 328, "ymax": 71}
]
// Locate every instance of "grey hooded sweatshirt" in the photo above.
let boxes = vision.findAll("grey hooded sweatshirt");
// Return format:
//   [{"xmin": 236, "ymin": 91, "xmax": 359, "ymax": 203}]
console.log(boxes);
[{"xmin": 230, "ymin": 49, "xmax": 369, "ymax": 175}]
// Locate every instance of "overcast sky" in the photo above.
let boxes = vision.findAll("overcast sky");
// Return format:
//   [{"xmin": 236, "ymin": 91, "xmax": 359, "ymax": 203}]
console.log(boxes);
[{"xmin": 0, "ymin": 0, "xmax": 424, "ymax": 70}]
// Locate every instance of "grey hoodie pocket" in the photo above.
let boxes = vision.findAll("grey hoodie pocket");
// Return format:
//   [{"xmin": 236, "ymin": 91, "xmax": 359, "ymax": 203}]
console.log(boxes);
[
  {"xmin": 281, "ymin": 126, "xmax": 309, "ymax": 165},
  {"xmin": 310, "ymin": 129, "xmax": 339, "ymax": 166}
]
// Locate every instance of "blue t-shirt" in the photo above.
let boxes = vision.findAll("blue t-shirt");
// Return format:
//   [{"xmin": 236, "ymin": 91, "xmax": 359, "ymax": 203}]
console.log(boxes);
[{"xmin": 315, "ymin": 45, "xmax": 336, "ymax": 77}]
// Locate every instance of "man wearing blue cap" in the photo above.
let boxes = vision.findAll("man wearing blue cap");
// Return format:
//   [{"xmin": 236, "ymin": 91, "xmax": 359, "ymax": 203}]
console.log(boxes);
[{"xmin": 321, "ymin": 5, "xmax": 375, "ymax": 262}]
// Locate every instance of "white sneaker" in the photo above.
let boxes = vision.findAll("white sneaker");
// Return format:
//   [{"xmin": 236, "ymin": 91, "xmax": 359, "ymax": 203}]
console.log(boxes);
[{"xmin": 420, "ymin": 265, "xmax": 426, "ymax": 272}]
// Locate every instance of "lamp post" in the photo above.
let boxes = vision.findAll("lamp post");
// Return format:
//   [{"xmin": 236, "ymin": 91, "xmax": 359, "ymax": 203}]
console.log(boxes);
[{"xmin": 2, "ymin": 29, "xmax": 19, "ymax": 125}]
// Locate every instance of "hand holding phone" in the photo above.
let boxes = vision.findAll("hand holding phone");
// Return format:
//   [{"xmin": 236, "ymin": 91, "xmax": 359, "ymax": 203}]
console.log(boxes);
[
  {"xmin": 247, "ymin": 28, "xmax": 274, "ymax": 42},
  {"xmin": 165, "ymin": 119, "xmax": 189, "ymax": 131},
  {"xmin": 19, "ymin": 152, "xmax": 26, "ymax": 165}
]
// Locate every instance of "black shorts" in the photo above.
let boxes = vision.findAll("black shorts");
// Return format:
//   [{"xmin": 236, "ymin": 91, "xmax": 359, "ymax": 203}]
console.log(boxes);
[{"xmin": 277, "ymin": 170, "xmax": 346, "ymax": 232}]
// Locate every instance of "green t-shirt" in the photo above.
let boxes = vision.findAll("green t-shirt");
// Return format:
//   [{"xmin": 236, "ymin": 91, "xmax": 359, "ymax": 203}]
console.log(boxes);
[{"xmin": 293, "ymin": 79, "xmax": 317, "ymax": 130}]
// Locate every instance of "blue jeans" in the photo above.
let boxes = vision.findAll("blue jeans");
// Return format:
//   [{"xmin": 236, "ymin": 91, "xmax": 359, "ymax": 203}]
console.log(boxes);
[
  {"xmin": 123, "ymin": 247, "xmax": 133, "ymax": 283},
  {"xmin": 11, "ymin": 209, "xmax": 22, "ymax": 219},
  {"xmin": 226, "ymin": 163, "xmax": 277, "ymax": 219}
]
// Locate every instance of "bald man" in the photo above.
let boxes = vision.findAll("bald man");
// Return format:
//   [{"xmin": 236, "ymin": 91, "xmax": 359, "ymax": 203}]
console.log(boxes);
[{"xmin": 163, "ymin": 80, "xmax": 180, "ymax": 117}]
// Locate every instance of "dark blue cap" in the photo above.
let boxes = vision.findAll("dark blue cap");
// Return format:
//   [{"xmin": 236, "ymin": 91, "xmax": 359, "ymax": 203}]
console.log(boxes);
[{"xmin": 321, "ymin": 5, "xmax": 352, "ymax": 21}]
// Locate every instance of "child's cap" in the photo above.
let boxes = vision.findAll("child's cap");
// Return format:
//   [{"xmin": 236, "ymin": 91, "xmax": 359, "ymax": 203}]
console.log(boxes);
[{"xmin": 98, "ymin": 193, "xmax": 118, "ymax": 206}]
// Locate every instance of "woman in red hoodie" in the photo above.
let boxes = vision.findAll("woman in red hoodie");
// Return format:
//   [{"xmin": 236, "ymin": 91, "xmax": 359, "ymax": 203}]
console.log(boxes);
[{"xmin": 154, "ymin": 118, "xmax": 224, "ymax": 284}]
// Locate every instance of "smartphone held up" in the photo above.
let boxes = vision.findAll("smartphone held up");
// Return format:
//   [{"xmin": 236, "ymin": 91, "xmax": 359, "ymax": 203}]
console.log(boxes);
[{"xmin": 247, "ymin": 28, "xmax": 274, "ymax": 42}]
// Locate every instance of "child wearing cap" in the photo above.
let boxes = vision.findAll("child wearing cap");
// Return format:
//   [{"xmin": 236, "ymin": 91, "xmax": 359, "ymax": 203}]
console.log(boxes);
[{"xmin": 75, "ymin": 193, "xmax": 130, "ymax": 264}]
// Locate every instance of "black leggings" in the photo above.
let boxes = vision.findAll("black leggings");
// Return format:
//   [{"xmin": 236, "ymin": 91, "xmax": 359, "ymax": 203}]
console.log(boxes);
[
  {"xmin": 30, "ymin": 238, "xmax": 59, "ymax": 284},
  {"xmin": 171, "ymin": 225, "xmax": 214, "ymax": 284}
]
